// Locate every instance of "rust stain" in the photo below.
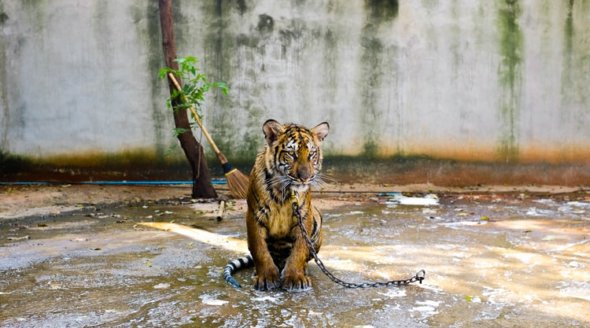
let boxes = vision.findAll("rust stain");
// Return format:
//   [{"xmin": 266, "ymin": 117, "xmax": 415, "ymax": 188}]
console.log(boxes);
[
  {"xmin": 33, "ymin": 148, "xmax": 186, "ymax": 168},
  {"xmin": 1, "ymin": 148, "xmax": 191, "ymax": 182},
  {"xmin": 378, "ymin": 143, "xmax": 590, "ymax": 164},
  {"xmin": 2, "ymin": 146, "xmax": 590, "ymax": 187},
  {"xmin": 326, "ymin": 159, "xmax": 590, "ymax": 187}
]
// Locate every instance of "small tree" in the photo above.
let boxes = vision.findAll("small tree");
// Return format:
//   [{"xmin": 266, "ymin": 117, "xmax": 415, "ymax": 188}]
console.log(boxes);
[
  {"xmin": 160, "ymin": 56, "xmax": 228, "ymax": 128},
  {"xmin": 158, "ymin": 0, "xmax": 216, "ymax": 198}
]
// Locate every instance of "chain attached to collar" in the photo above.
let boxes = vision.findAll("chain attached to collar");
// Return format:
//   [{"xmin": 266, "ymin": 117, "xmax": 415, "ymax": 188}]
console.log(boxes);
[{"xmin": 290, "ymin": 191, "xmax": 426, "ymax": 288}]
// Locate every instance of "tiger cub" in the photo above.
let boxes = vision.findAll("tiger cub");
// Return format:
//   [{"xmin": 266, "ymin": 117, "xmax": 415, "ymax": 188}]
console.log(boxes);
[{"xmin": 224, "ymin": 119, "xmax": 329, "ymax": 291}]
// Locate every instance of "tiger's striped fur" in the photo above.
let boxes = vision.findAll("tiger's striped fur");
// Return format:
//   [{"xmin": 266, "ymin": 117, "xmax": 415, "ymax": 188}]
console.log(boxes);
[
  {"xmin": 223, "ymin": 255, "xmax": 253, "ymax": 288},
  {"xmin": 224, "ymin": 119, "xmax": 329, "ymax": 291}
]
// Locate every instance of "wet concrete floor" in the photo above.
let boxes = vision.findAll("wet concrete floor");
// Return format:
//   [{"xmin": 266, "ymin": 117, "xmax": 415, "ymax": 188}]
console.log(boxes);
[{"xmin": 1, "ymin": 193, "xmax": 590, "ymax": 327}]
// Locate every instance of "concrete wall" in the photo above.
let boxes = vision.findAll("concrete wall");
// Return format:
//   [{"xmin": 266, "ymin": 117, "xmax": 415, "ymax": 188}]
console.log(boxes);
[{"xmin": 1, "ymin": 0, "xmax": 589, "ymax": 165}]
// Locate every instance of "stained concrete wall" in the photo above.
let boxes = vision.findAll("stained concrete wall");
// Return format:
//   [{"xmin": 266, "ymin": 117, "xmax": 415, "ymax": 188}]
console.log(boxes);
[{"xmin": 1, "ymin": 0, "xmax": 589, "ymax": 165}]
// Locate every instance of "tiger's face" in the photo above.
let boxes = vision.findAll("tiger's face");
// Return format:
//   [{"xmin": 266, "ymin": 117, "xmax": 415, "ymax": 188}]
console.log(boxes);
[{"xmin": 262, "ymin": 119, "xmax": 329, "ymax": 193}]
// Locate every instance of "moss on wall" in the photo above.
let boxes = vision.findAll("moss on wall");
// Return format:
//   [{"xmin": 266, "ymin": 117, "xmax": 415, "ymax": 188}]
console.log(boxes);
[
  {"xmin": 200, "ymin": 0, "xmax": 240, "ymax": 159},
  {"xmin": 4, "ymin": 0, "xmax": 590, "ymax": 169},
  {"xmin": 561, "ymin": 0, "xmax": 590, "ymax": 112},
  {"xmin": 21, "ymin": 0, "xmax": 46, "ymax": 32},
  {"xmin": 359, "ymin": 0, "xmax": 398, "ymax": 157},
  {"xmin": 0, "ymin": 151, "xmax": 31, "ymax": 174},
  {"xmin": 0, "ymin": 2, "xmax": 9, "ymax": 149},
  {"xmin": 0, "ymin": 7, "xmax": 8, "ymax": 25},
  {"xmin": 497, "ymin": 0, "xmax": 523, "ymax": 163},
  {"xmin": 449, "ymin": 0, "xmax": 461, "ymax": 79},
  {"xmin": 322, "ymin": 28, "xmax": 338, "ymax": 118},
  {"xmin": 140, "ymin": 0, "xmax": 168, "ymax": 163},
  {"xmin": 365, "ymin": 0, "xmax": 399, "ymax": 22},
  {"xmin": 362, "ymin": 140, "xmax": 380, "ymax": 158}
]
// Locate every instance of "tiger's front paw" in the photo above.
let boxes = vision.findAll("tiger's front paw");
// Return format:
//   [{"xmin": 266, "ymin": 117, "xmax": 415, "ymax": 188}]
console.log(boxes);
[
  {"xmin": 281, "ymin": 271, "xmax": 312, "ymax": 291},
  {"xmin": 254, "ymin": 266, "xmax": 280, "ymax": 291}
]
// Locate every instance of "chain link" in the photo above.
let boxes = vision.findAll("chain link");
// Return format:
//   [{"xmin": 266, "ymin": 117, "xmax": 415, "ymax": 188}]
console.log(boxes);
[{"xmin": 291, "ymin": 195, "xmax": 425, "ymax": 288}]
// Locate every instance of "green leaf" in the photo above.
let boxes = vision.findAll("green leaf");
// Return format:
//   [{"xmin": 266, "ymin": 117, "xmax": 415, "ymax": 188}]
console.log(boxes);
[
  {"xmin": 159, "ymin": 68, "xmax": 170, "ymax": 79},
  {"xmin": 162, "ymin": 55, "xmax": 228, "ymax": 119},
  {"xmin": 173, "ymin": 128, "xmax": 190, "ymax": 137},
  {"xmin": 214, "ymin": 82, "xmax": 229, "ymax": 95},
  {"xmin": 184, "ymin": 56, "xmax": 197, "ymax": 64}
]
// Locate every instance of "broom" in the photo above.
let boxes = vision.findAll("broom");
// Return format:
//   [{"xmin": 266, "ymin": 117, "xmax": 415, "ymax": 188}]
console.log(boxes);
[{"xmin": 168, "ymin": 73, "xmax": 249, "ymax": 199}]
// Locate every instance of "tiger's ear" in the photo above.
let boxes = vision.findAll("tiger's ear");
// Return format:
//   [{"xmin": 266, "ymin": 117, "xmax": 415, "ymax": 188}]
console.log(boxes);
[
  {"xmin": 312, "ymin": 122, "xmax": 329, "ymax": 142},
  {"xmin": 263, "ymin": 119, "xmax": 283, "ymax": 145}
]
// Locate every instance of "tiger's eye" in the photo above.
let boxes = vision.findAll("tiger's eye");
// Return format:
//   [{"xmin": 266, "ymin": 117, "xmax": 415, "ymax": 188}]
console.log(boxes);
[{"xmin": 282, "ymin": 151, "xmax": 295, "ymax": 162}]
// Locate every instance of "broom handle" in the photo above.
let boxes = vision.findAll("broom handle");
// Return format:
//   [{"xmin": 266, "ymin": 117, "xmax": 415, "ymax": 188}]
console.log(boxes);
[{"xmin": 167, "ymin": 73, "xmax": 228, "ymax": 164}]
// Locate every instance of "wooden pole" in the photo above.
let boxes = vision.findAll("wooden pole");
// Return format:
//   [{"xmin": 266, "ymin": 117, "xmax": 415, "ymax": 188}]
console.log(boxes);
[{"xmin": 158, "ymin": 0, "xmax": 217, "ymax": 198}]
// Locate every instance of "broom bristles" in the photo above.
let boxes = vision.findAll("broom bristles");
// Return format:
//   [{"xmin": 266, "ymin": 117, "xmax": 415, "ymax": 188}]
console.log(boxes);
[{"xmin": 225, "ymin": 168, "xmax": 249, "ymax": 199}]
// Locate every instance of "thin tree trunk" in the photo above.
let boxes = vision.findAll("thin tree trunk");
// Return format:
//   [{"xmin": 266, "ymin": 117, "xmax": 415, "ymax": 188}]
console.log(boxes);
[{"xmin": 158, "ymin": 0, "xmax": 217, "ymax": 198}]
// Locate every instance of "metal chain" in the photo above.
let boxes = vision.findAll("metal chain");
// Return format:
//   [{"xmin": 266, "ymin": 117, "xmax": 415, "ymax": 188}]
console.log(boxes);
[{"xmin": 291, "ymin": 194, "xmax": 425, "ymax": 288}]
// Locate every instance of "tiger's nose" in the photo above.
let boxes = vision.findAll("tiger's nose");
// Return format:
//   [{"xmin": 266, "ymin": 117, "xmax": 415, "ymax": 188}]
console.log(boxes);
[{"xmin": 297, "ymin": 165, "xmax": 312, "ymax": 182}]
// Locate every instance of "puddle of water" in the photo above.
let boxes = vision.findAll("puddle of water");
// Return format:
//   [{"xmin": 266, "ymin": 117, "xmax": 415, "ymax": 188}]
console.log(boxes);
[{"xmin": 1, "ymin": 195, "xmax": 590, "ymax": 327}]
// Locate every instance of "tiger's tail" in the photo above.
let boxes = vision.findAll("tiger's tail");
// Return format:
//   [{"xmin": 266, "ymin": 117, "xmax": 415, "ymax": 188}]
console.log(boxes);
[{"xmin": 223, "ymin": 255, "xmax": 254, "ymax": 288}]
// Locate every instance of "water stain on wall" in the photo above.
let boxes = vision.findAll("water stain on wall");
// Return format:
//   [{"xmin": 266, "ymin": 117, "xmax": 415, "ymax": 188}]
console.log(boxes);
[
  {"xmin": 0, "ymin": 2, "xmax": 9, "ymax": 149},
  {"xmin": 22, "ymin": 0, "xmax": 46, "ymax": 33},
  {"xmin": 0, "ymin": 10, "xmax": 7, "ymax": 25},
  {"xmin": 172, "ymin": 0, "xmax": 187, "ymax": 47},
  {"xmin": 235, "ymin": 0, "xmax": 248, "ymax": 16},
  {"xmin": 561, "ymin": 0, "xmax": 576, "ymax": 108},
  {"xmin": 205, "ymin": 1, "xmax": 270, "ymax": 162},
  {"xmin": 449, "ymin": 0, "xmax": 461, "ymax": 79},
  {"xmin": 359, "ymin": 0, "xmax": 398, "ymax": 157},
  {"xmin": 421, "ymin": 0, "xmax": 438, "ymax": 11},
  {"xmin": 561, "ymin": 0, "xmax": 590, "ymax": 127},
  {"xmin": 93, "ymin": 1, "xmax": 115, "ymax": 148},
  {"xmin": 3, "ymin": 0, "xmax": 590, "ymax": 174},
  {"xmin": 322, "ymin": 28, "xmax": 338, "ymax": 119},
  {"xmin": 202, "ymin": 0, "xmax": 240, "ymax": 159},
  {"xmin": 257, "ymin": 14, "xmax": 274, "ymax": 35},
  {"xmin": 497, "ymin": 0, "xmax": 523, "ymax": 163},
  {"xmin": 279, "ymin": 28, "xmax": 295, "ymax": 59},
  {"xmin": 13, "ymin": 1, "xmax": 49, "ymax": 144},
  {"xmin": 366, "ymin": 0, "xmax": 399, "ymax": 23},
  {"xmin": 144, "ymin": 1, "xmax": 167, "ymax": 163}
]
